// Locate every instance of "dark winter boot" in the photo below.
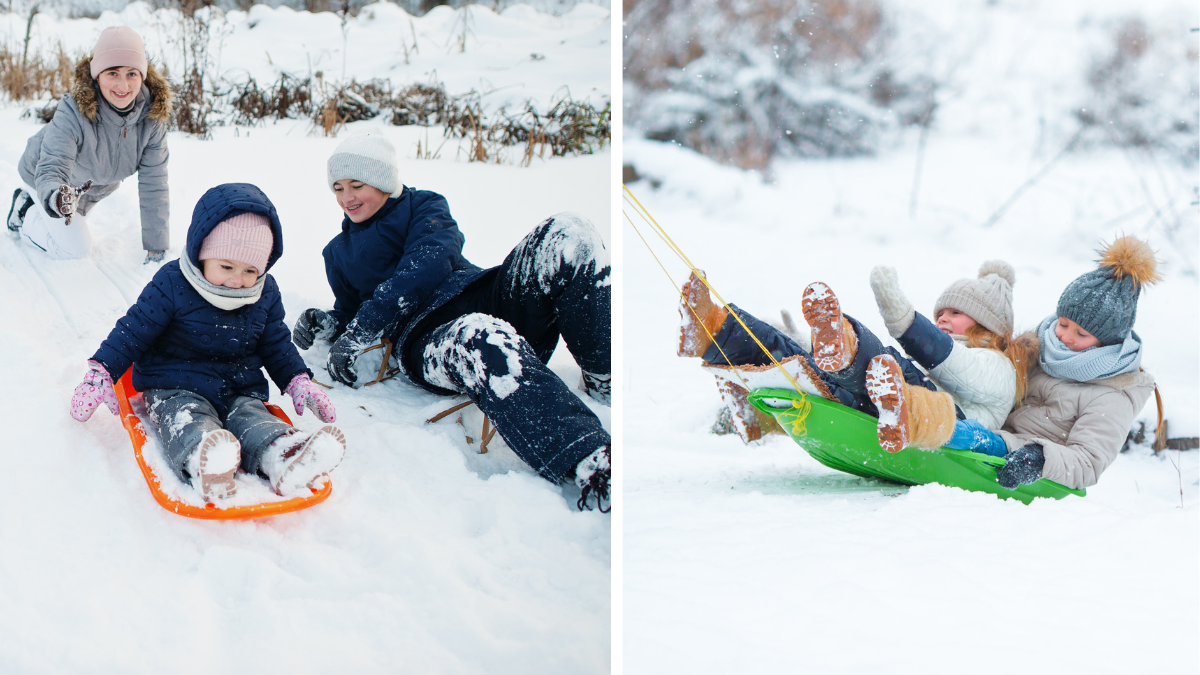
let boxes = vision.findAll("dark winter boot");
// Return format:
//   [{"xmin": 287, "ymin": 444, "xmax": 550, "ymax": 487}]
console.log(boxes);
[
  {"xmin": 574, "ymin": 445, "xmax": 610, "ymax": 512},
  {"xmin": 802, "ymin": 282, "xmax": 857, "ymax": 372},
  {"xmin": 7, "ymin": 188, "xmax": 32, "ymax": 233},
  {"xmin": 581, "ymin": 370, "xmax": 611, "ymax": 406},
  {"xmin": 679, "ymin": 270, "xmax": 728, "ymax": 358}
]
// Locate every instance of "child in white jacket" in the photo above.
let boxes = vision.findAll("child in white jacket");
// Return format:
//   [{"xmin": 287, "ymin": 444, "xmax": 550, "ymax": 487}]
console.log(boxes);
[{"xmin": 863, "ymin": 261, "xmax": 1031, "ymax": 454}]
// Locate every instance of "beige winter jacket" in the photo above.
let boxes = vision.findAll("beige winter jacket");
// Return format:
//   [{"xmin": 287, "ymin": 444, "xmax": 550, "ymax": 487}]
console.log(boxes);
[{"xmin": 996, "ymin": 364, "xmax": 1155, "ymax": 489}]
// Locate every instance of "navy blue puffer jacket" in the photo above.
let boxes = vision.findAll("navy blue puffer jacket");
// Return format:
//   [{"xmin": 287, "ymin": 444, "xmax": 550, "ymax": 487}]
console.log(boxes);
[
  {"xmin": 323, "ymin": 186, "xmax": 484, "ymax": 355},
  {"xmin": 92, "ymin": 183, "xmax": 310, "ymax": 417}
]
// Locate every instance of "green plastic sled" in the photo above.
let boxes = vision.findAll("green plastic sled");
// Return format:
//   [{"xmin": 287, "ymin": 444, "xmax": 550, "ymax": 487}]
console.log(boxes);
[{"xmin": 747, "ymin": 388, "xmax": 1085, "ymax": 504}]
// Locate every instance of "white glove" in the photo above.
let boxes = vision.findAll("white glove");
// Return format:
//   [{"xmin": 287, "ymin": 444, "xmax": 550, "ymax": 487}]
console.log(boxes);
[{"xmin": 870, "ymin": 266, "xmax": 915, "ymax": 338}]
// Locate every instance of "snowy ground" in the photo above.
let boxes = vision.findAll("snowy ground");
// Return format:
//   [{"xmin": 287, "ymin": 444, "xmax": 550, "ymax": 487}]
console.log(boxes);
[
  {"xmin": 0, "ymin": 4, "xmax": 610, "ymax": 672},
  {"xmin": 621, "ymin": 1, "xmax": 1198, "ymax": 673}
]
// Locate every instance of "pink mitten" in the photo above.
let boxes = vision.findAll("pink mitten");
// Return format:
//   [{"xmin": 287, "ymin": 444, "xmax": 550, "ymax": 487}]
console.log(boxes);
[
  {"xmin": 70, "ymin": 360, "xmax": 119, "ymax": 422},
  {"xmin": 286, "ymin": 374, "xmax": 336, "ymax": 423}
]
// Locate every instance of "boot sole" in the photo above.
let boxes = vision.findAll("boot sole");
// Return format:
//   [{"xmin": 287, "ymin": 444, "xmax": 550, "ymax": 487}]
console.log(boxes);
[
  {"xmin": 866, "ymin": 355, "xmax": 909, "ymax": 453},
  {"xmin": 678, "ymin": 270, "xmax": 715, "ymax": 357},
  {"xmin": 196, "ymin": 429, "xmax": 240, "ymax": 501},
  {"xmin": 802, "ymin": 282, "xmax": 849, "ymax": 371},
  {"xmin": 272, "ymin": 425, "xmax": 346, "ymax": 496}
]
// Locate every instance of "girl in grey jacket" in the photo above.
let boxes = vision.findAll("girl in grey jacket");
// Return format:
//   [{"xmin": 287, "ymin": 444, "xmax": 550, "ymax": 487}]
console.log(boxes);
[{"xmin": 7, "ymin": 26, "xmax": 171, "ymax": 262}]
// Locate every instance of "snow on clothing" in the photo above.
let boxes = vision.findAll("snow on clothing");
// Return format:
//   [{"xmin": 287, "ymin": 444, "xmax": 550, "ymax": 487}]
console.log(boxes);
[
  {"xmin": 91, "ymin": 183, "xmax": 311, "ymax": 422},
  {"xmin": 703, "ymin": 304, "xmax": 947, "ymax": 419},
  {"xmin": 891, "ymin": 310, "xmax": 1017, "ymax": 430},
  {"xmin": 321, "ymin": 194, "xmax": 611, "ymax": 481},
  {"xmin": 994, "ymin": 321, "xmax": 1154, "ymax": 489},
  {"xmin": 18, "ymin": 56, "xmax": 171, "ymax": 253},
  {"xmin": 145, "ymin": 389, "xmax": 293, "ymax": 482}
]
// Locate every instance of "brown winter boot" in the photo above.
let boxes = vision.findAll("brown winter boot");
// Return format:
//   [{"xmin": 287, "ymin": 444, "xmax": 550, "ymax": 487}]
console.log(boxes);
[
  {"xmin": 678, "ymin": 270, "xmax": 729, "ymax": 357},
  {"xmin": 866, "ymin": 354, "xmax": 956, "ymax": 453},
  {"xmin": 801, "ymin": 282, "xmax": 857, "ymax": 372},
  {"xmin": 702, "ymin": 354, "xmax": 838, "ymax": 443}
]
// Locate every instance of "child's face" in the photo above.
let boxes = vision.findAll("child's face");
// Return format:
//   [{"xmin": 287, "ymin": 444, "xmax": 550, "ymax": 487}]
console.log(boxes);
[
  {"xmin": 96, "ymin": 66, "xmax": 143, "ymax": 109},
  {"xmin": 1054, "ymin": 317, "xmax": 1100, "ymax": 352},
  {"xmin": 332, "ymin": 179, "xmax": 389, "ymax": 223},
  {"xmin": 202, "ymin": 258, "xmax": 260, "ymax": 289},
  {"xmin": 935, "ymin": 308, "xmax": 977, "ymax": 336}
]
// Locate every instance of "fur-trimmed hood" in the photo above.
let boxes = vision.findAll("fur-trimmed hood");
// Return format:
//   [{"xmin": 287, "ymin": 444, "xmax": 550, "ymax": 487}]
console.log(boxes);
[{"xmin": 72, "ymin": 54, "xmax": 172, "ymax": 123}]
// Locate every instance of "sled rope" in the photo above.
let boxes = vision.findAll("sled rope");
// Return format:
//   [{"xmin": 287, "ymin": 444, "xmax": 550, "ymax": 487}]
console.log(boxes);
[{"xmin": 623, "ymin": 184, "xmax": 812, "ymax": 434}]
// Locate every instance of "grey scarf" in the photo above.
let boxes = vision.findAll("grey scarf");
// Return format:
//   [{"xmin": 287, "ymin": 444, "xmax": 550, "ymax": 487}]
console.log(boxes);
[
  {"xmin": 1037, "ymin": 315, "xmax": 1142, "ymax": 382},
  {"xmin": 180, "ymin": 255, "xmax": 265, "ymax": 311}
]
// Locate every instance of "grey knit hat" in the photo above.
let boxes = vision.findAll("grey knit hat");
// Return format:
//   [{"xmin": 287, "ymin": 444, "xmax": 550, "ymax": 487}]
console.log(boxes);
[
  {"xmin": 1057, "ymin": 236, "xmax": 1161, "ymax": 346},
  {"xmin": 933, "ymin": 260, "xmax": 1016, "ymax": 337},
  {"xmin": 327, "ymin": 133, "xmax": 401, "ymax": 196}
]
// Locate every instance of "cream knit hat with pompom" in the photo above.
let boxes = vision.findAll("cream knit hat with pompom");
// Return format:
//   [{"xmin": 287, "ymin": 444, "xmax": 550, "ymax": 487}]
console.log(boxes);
[{"xmin": 933, "ymin": 260, "xmax": 1016, "ymax": 337}]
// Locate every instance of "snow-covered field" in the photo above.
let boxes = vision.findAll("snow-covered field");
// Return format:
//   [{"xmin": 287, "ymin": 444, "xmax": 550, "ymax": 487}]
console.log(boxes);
[
  {"xmin": 621, "ymin": 1, "xmax": 1198, "ymax": 673},
  {"xmin": 0, "ymin": 4, "xmax": 611, "ymax": 672}
]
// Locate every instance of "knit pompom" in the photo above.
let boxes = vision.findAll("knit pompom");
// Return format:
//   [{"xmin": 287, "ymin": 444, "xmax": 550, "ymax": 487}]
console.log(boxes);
[
  {"xmin": 978, "ymin": 259, "xmax": 1015, "ymax": 287},
  {"xmin": 1098, "ymin": 235, "xmax": 1162, "ymax": 288}
]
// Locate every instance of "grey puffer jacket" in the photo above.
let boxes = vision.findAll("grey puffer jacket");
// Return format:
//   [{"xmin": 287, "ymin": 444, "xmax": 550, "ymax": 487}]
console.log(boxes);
[
  {"xmin": 18, "ymin": 56, "xmax": 173, "ymax": 251},
  {"xmin": 996, "ymin": 350, "xmax": 1155, "ymax": 490}
]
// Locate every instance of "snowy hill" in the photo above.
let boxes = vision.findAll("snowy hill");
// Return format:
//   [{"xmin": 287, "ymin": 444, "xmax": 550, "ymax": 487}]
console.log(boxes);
[
  {"xmin": 0, "ymin": 3, "xmax": 610, "ymax": 672},
  {"xmin": 621, "ymin": 0, "xmax": 1198, "ymax": 673}
]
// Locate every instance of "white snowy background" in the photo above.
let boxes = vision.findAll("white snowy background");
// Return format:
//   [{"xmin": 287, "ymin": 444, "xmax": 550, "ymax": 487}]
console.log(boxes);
[
  {"xmin": 622, "ymin": 1, "xmax": 1198, "ymax": 673},
  {"xmin": 0, "ymin": 3, "xmax": 611, "ymax": 672}
]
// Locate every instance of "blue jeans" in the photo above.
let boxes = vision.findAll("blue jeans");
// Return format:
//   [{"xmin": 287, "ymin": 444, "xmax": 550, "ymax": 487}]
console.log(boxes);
[
  {"xmin": 945, "ymin": 419, "xmax": 1009, "ymax": 457},
  {"xmin": 406, "ymin": 215, "xmax": 611, "ymax": 482}
]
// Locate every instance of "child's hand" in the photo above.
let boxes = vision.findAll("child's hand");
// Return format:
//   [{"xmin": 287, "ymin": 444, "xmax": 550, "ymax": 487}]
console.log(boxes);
[
  {"xmin": 286, "ymin": 373, "xmax": 337, "ymax": 423},
  {"xmin": 327, "ymin": 334, "xmax": 364, "ymax": 386},
  {"xmin": 996, "ymin": 442, "xmax": 1045, "ymax": 489},
  {"xmin": 869, "ymin": 266, "xmax": 915, "ymax": 338},
  {"xmin": 293, "ymin": 308, "xmax": 335, "ymax": 350},
  {"xmin": 54, "ymin": 180, "xmax": 94, "ymax": 225},
  {"xmin": 70, "ymin": 360, "xmax": 118, "ymax": 422}
]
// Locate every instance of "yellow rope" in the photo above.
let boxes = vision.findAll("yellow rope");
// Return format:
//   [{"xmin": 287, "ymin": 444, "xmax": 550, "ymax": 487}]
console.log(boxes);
[{"xmin": 622, "ymin": 184, "xmax": 811, "ymax": 435}]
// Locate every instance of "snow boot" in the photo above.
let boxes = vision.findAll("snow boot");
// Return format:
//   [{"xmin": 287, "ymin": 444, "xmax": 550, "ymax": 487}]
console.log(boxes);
[
  {"xmin": 574, "ymin": 445, "xmax": 610, "ymax": 512},
  {"xmin": 581, "ymin": 370, "xmax": 611, "ymax": 406},
  {"xmin": 7, "ymin": 188, "xmax": 32, "ymax": 234},
  {"xmin": 866, "ymin": 354, "xmax": 955, "ymax": 453},
  {"xmin": 702, "ymin": 354, "xmax": 836, "ymax": 443},
  {"xmin": 144, "ymin": 250, "xmax": 166, "ymax": 264},
  {"xmin": 189, "ymin": 429, "xmax": 241, "ymax": 501},
  {"xmin": 678, "ymin": 270, "xmax": 728, "ymax": 357},
  {"xmin": 262, "ymin": 425, "xmax": 346, "ymax": 495},
  {"xmin": 802, "ymin": 281, "xmax": 857, "ymax": 372}
]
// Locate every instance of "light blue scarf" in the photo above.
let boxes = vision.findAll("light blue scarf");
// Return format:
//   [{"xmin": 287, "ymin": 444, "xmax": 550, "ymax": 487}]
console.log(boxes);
[{"xmin": 1037, "ymin": 315, "xmax": 1142, "ymax": 382}]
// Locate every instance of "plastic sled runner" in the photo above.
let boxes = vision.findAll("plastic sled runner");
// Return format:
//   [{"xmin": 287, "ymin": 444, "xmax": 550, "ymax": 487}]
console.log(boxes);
[
  {"xmin": 748, "ymin": 388, "xmax": 1085, "ymax": 504},
  {"xmin": 113, "ymin": 370, "xmax": 333, "ymax": 519}
]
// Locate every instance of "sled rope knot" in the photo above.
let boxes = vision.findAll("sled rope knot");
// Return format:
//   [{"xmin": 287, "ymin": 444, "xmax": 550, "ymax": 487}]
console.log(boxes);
[
  {"xmin": 623, "ymin": 184, "xmax": 811, "ymax": 415},
  {"xmin": 789, "ymin": 397, "xmax": 811, "ymax": 436}
]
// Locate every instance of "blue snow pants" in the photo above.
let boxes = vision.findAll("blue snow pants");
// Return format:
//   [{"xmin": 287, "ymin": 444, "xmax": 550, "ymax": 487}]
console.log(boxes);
[
  {"xmin": 702, "ymin": 304, "xmax": 941, "ymax": 418},
  {"xmin": 406, "ymin": 214, "xmax": 611, "ymax": 482}
]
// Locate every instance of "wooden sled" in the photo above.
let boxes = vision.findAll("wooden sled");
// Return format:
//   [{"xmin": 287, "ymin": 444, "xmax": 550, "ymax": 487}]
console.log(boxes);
[{"xmin": 113, "ymin": 369, "xmax": 333, "ymax": 520}]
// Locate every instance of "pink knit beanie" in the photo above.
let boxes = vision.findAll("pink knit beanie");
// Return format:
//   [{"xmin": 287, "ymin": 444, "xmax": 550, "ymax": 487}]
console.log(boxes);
[
  {"xmin": 198, "ymin": 213, "xmax": 274, "ymax": 273},
  {"xmin": 90, "ymin": 26, "xmax": 148, "ymax": 79}
]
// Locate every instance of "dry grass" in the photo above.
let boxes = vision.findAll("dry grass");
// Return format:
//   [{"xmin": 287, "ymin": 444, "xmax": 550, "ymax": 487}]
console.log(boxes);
[{"xmin": 0, "ymin": 42, "xmax": 74, "ymax": 102}]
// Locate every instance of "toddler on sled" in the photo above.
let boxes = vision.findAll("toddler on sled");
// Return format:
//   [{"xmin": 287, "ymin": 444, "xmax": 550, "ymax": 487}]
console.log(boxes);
[{"xmin": 69, "ymin": 183, "xmax": 345, "ymax": 501}]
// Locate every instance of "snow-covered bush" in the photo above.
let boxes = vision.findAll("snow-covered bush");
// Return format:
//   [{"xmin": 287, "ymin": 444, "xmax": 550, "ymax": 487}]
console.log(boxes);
[
  {"xmin": 1078, "ymin": 15, "xmax": 1199, "ymax": 166},
  {"xmin": 623, "ymin": 0, "xmax": 935, "ymax": 170}
]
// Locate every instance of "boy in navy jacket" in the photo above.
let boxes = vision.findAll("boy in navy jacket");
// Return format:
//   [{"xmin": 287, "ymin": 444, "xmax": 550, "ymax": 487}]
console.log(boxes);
[{"xmin": 292, "ymin": 135, "xmax": 611, "ymax": 511}]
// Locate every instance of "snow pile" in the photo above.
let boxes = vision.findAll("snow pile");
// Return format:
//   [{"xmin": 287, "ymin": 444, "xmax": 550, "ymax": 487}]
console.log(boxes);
[
  {"xmin": 0, "ymin": 4, "xmax": 609, "ymax": 672},
  {"xmin": 623, "ymin": 0, "xmax": 1197, "ymax": 672}
]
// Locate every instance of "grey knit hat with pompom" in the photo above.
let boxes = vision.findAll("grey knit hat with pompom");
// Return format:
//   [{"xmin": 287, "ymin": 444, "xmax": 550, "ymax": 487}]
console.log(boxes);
[
  {"xmin": 933, "ymin": 260, "xmax": 1016, "ymax": 337},
  {"xmin": 1057, "ymin": 235, "xmax": 1161, "ymax": 346},
  {"xmin": 327, "ymin": 133, "xmax": 401, "ymax": 197}
]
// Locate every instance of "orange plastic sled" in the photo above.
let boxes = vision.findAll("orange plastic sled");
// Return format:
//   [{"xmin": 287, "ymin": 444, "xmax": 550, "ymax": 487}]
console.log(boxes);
[{"xmin": 113, "ymin": 369, "xmax": 333, "ymax": 520}]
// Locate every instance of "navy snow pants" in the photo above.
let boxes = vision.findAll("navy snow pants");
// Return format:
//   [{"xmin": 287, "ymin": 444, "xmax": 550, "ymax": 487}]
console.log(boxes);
[
  {"xmin": 407, "ymin": 214, "xmax": 611, "ymax": 482},
  {"xmin": 703, "ymin": 304, "xmax": 938, "ymax": 417}
]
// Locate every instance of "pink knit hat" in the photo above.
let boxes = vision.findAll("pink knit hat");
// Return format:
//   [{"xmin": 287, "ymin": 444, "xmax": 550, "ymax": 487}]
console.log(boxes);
[
  {"xmin": 198, "ymin": 212, "xmax": 274, "ymax": 274},
  {"xmin": 90, "ymin": 26, "xmax": 148, "ymax": 79}
]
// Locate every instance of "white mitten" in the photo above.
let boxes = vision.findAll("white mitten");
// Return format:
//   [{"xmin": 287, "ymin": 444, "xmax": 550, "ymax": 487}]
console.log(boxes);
[{"xmin": 870, "ymin": 266, "xmax": 915, "ymax": 338}]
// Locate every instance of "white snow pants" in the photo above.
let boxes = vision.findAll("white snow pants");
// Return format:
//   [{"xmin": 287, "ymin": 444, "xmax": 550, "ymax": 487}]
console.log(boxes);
[{"xmin": 21, "ymin": 194, "xmax": 92, "ymax": 259}]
